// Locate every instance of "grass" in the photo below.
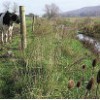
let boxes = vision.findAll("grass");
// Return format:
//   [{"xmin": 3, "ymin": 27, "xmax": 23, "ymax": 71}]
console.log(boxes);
[{"xmin": 0, "ymin": 17, "xmax": 100, "ymax": 99}]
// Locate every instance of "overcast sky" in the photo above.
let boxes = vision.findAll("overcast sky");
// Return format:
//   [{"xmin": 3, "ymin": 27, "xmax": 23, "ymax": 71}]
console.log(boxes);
[{"xmin": 0, "ymin": 0, "xmax": 100, "ymax": 15}]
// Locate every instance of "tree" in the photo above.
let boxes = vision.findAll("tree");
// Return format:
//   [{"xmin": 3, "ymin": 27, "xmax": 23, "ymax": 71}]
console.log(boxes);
[
  {"xmin": 12, "ymin": 2, "xmax": 18, "ymax": 13},
  {"xmin": 28, "ymin": 13, "xmax": 34, "ymax": 17},
  {"xmin": 43, "ymin": 3, "xmax": 60, "ymax": 19},
  {"xmin": 3, "ymin": 1, "xmax": 11, "ymax": 11},
  {"xmin": 3, "ymin": 1, "xmax": 18, "ymax": 13}
]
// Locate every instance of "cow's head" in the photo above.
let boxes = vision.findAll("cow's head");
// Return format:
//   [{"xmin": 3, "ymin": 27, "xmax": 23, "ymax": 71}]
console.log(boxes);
[
  {"xmin": 11, "ymin": 13, "xmax": 20, "ymax": 24},
  {"xmin": 5, "ymin": 11, "xmax": 20, "ymax": 24}
]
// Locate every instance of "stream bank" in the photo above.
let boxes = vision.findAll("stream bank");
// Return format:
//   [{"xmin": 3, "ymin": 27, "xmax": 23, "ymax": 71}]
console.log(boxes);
[{"xmin": 76, "ymin": 34, "xmax": 100, "ymax": 56}]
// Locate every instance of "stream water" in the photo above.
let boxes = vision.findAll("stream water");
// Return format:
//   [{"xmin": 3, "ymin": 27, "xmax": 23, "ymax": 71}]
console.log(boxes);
[{"xmin": 76, "ymin": 34, "xmax": 100, "ymax": 54}]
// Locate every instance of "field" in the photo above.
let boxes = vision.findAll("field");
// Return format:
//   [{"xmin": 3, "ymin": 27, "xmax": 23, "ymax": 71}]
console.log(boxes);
[{"xmin": 0, "ymin": 16, "xmax": 100, "ymax": 99}]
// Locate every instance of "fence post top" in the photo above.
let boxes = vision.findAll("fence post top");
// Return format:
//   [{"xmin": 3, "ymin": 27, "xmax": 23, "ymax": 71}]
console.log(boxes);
[
  {"xmin": 19, "ymin": 6, "xmax": 25, "ymax": 8},
  {"xmin": 20, "ymin": 6, "xmax": 25, "ymax": 11}
]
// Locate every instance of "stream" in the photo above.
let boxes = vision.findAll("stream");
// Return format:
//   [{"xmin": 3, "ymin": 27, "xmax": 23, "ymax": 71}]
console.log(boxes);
[{"xmin": 76, "ymin": 34, "xmax": 100, "ymax": 54}]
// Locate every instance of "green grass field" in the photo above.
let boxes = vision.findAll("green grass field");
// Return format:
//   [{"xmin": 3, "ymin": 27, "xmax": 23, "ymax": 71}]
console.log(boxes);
[{"xmin": 0, "ymin": 17, "xmax": 100, "ymax": 99}]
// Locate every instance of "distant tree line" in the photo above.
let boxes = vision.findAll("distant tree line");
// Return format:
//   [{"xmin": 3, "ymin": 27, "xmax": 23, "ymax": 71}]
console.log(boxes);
[
  {"xmin": 27, "ymin": 3, "xmax": 61, "ymax": 19},
  {"xmin": 3, "ymin": 2, "xmax": 61, "ymax": 19}
]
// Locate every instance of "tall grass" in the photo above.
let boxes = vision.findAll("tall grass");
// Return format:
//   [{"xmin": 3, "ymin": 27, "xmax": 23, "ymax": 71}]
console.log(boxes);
[{"xmin": 0, "ymin": 17, "xmax": 100, "ymax": 98}]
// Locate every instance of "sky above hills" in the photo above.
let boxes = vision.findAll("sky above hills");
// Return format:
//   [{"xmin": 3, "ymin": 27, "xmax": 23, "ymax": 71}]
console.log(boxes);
[{"xmin": 0, "ymin": 0, "xmax": 100, "ymax": 15}]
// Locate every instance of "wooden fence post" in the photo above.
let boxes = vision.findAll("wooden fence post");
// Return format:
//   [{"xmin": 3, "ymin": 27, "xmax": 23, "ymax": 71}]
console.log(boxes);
[
  {"xmin": 32, "ymin": 14, "xmax": 35, "ymax": 33},
  {"xmin": 19, "ymin": 6, "xmax": 27, "ymax": 50}
]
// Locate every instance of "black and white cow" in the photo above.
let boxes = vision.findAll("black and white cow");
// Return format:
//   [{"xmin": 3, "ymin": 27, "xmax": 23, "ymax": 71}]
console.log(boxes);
[{"xmin": 0, "ymin": 11, "xmax": 20, "ymax": 44}]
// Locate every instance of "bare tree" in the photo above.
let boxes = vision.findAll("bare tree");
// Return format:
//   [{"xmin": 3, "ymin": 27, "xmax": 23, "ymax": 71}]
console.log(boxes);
[
  {"xmin": 3, "ymin": 1, "xmax": 18, "ymax": 13},
  {"xmin": 43, "ymin": 3, "xmax": 60, "ymax": 19},
  {"xmin": 12, "ymin": 2, "xmax": 18, "ymax": 13},
  {"xmin": 3, "ymin": 1, "xmax": 11, "ymax": 11}
]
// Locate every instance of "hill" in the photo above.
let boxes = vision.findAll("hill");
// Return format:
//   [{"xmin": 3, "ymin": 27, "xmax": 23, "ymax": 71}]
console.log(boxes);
[{"xmin": 62, "ymin": 5, "xmax": 100, "ymax": 17}]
